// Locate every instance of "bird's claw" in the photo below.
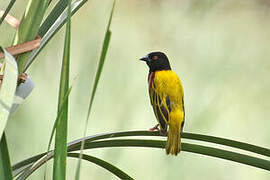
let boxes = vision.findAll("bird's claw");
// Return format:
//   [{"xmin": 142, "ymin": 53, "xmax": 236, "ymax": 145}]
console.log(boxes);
[{"xmin": 149, "ymin": 124, "xmax": 160, "ymax": 131}]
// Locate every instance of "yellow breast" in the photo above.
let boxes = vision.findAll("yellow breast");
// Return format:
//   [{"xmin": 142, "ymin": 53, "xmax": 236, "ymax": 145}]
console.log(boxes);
[{"xmin": 153, "ymin": 70, "xmax": 184, "ymax": 109}]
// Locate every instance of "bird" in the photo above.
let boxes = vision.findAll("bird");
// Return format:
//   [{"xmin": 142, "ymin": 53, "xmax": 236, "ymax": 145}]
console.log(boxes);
[{"xmin": 140, "ymin": 51, "xmax": 185, "ymax": 155}]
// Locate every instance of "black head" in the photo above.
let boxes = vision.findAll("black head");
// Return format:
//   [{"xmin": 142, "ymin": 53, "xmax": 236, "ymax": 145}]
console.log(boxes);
[{"xmin": 140, "ymin": 51, "xmax": 171, "ymax": 72}]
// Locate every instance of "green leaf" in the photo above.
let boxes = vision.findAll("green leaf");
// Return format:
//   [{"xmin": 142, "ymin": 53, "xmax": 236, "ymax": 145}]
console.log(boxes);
[
  {"xmin": 182, "ymin": 132, "xmax": 270, "ymax": 157},
  {"xmin": 13, "ymin": 87, "xmax": 73, "ymax": 179},
  {"xmin": 44, "ymin": 86, "xmax": 72, "ymax": 179},
  {"xmin": 0, "ymin": 47, "xmax": 18, "ymax": 138},
  {"xmin": 24, "ymin": 0, "xmax": 88, "ymax": 73},
  {"xmin": 39, "ymin": 0, "xmax": 69, "ymax": 37},
  {"xmin": 75, "ymin": 1, "xmax": 115, "ymax": 179},
  {"xmin": 68, "ymin": 153, "xmax": 133, "ymax": 179},
  {"xmin": 12, "ymin": 153, "xmax": 47, "ymax": 178},
  {"xmin": 87, "ymin": 0, "xmax": 115, "ymax": 115},
  {"xmin": 183, "ymin": 142, "xmax": 270, "ymax": 171},
  {"xmin": 0, "ymin": 0, "xmax": 16, "ymax": 26},
  {"xmin": 13, "ymin": 131, "xmax": 270, "ymax": 178},
  {"xmin": 13, "ymin": 0, "xmax": 49, "ymax": 74},
  {"xmin": 68, "ymin": 131, "xmax": 270, "ymax": 157},
  {"xmin": 13, "ymin": 83, "xmax": 75, "ymax": 179},
  {"xmin": 0, "ymin": 134, "xmax": 13, "ymax": 180},
  {"xmin": 14, "ymin": 139, "xmax": 270, "ymax": 178},
  {"xmin": 82, "ymin": 140, "xmax": 270, "ymax": 171},
  {"xmin": 0, "ymin": 48, "xmax": 18, "ymax": 180},
  {"xmin": 52, "ymin": 0, "xmax": 71, "ymax": 179},
  {"xmin": 68, "ymin": 130, "xmax": 270, "ymax": 158}
]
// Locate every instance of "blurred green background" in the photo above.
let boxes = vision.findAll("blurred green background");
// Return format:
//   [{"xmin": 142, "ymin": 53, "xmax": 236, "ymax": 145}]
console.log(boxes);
[{"xmin": 1, "ymin": 0, "xmax": 270, "ymax": 179}]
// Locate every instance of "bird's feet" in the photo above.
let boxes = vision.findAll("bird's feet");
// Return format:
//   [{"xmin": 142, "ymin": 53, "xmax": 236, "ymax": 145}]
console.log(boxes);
[
  {"xmin": 149, "ymin": 124, "xmax": 168, "ymax": 136},
  {"xmin": 159, "ymin": 129, "xmax": 168, "ymax": 136},
  {"xmin": 149, "ymin": 124, "xmax": 160, "ymax": 131}
]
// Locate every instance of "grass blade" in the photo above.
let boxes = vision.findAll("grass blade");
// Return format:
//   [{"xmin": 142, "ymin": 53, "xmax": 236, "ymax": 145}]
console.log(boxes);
[
  {"xmin": 43, "ymin": 86, "xmax": 72, "ymax": 179},
  {"xmin": 87, "ymin": 1, "xmax": 115, "ymax": 114},
  {"xmin": 12, "ymin": 131, "xmax": 270, "ymax": 172},
  {"xmin": 39, "ymin": 0, "xmax": 69, "ymax": 37},
  {"xmin": 0, "ymin": 133, "xmax": 13, "ymax": 180},
  {"xmin": 70, "ymin": 139, "xmax": 270, "ymax": 171},
  {"xmin": 75, "ymin": 1, "xmax": 115, "ymax": 179},
  {"xmin": 13, "ymin": 86, "xmax": 73, "ymax": 179},
  {"xmin": 13, "ymin": 0, "xmax": 49, "ymax": 74},
  {"xmin": 52, "ymin": 0, "xmax": 71, "ymax": 179},
  {"xmin": 81, "ymin": 140, "xmax": 270, "ymax": 171},
  {"xmin": 13, "ymin": 137, "xmax": 270, "ymax": 178},
  {"xmin": 0, "ymin": 47, "xmax": 18, "ymax": 138},
  {"xmin": 68, "ymin": 153, "xmax": 133, "ymax": 179},
  {"xmin": 0, "ymin": 0, "xmax": 16, "ymax": 26},
  {"xmin": 69, "ymin": 131, "xmax": 270, "ymax": 157},
  {"xmin": 0, "ymin": 47, "xmax": 18, "ymax": 180},
  {"xmin": 13, "ymin": 130, "xmax": 270, "ymax": 176},
  {"xmin": 24, "ymin": 0, "xmax": 88, "ymax": 73},
  {"xmin": 12, "ymin": 153, "xmax": 47, "ymax": 178},
  {"xmin": 182, "ymin": 133, "xmax": 270, "ymax": 157}
]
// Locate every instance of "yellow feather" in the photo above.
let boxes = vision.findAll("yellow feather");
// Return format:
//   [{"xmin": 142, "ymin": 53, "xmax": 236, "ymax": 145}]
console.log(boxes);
[{"xmin": 152, "ymin": 70, "xmax": 184, "ymax": 155}]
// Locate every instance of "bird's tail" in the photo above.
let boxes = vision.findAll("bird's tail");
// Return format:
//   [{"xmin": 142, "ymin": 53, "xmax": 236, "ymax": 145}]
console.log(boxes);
[{"xmin": 166, "ymin": 111, "xmax": 182, "ymax": 155}]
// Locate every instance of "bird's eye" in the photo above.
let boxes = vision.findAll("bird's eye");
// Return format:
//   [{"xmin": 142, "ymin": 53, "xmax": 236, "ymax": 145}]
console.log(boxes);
[{"xmin": 152, "ymin": 55, "xmax": 158, "ymax": 60}]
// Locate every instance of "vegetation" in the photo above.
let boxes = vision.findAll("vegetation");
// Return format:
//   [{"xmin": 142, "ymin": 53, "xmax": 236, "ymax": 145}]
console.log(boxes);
[{"xmin": 0, "ymin": 0, "xmax": 270, "ymax": 179}]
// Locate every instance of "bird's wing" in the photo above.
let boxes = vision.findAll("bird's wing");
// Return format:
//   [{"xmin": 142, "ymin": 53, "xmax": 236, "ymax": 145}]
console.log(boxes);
[
  {"xmin": 177, "ymin": 76, "xmax": 185, "ymax": 132},
  {"xmin": 148, "ymin": 72, "xmax": 170, "ymax": 132}
]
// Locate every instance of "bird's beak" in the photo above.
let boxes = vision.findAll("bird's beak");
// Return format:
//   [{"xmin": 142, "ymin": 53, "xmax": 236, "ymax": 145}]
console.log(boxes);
[{"xmin": 140, "ymin": 55, "xmax": 149, "ymax": 62}]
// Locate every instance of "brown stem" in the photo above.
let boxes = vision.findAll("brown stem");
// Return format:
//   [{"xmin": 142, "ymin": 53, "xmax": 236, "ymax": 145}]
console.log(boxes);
[
  {"xmin": 0, "ymin": 10, "xmax": 20, "ymax": 28},
  {"xmin": 0, "ymin": 36, "xmax": 41, "ymax": 59}
]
